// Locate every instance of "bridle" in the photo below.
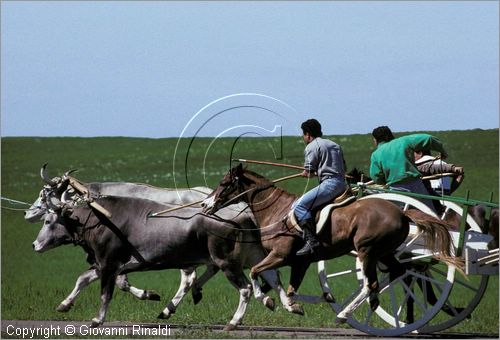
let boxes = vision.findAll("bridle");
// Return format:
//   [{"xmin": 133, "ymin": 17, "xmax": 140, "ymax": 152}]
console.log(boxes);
[{"xmin": 215, "ymin": 175, "xmax": 275, "ymax": 211}]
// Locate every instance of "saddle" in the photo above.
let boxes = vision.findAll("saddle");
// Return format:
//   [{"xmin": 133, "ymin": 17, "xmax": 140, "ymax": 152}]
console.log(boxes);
[{"xmin": 289, "ymin": 187, "xmax": 356, "ymax": 234}]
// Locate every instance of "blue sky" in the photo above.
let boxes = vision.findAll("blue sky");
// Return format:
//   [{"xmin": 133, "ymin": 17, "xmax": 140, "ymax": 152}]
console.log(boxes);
[{"xmin": 1, "ymin": 1, "xmax": 498, "ymax": 137}]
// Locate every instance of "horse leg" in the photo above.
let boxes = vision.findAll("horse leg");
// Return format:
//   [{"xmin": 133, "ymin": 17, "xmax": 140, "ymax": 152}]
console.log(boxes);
[
  {"xmin": 249, "ymin": 251, "xmax": 287, "ymax": 280},
  {"xmin": 336, "ymin": 254, "xmax": 379, "ymax": 323},
  {"xmin": 402, "ymin": 276, "xmax": 454, "ymax": 323},
  {"xmin": 364, "ymin": 256, "xmax": 380, "ymax": 312},
  {"xmin": 191, "ymin": 264, "xmax": 220, "ymax": 304},
  {"xmin": 415, "ymin": 277, "xmax": 467, "ymax": 318},
  {"xmin": 287, "ymin": 261, "xmax": 310, "ymax": 296},
  {"xmin": 256, "ymin": 268, "xmax": 309, "ymax": 313},
  {"xmin": 115, "ymin": 274, "xmax": 160, "ymax": 301},
  {"xmin": 283, "ymin": 262, "xmax": 313, "ymax": 315},
  {"xmin": 404, "ymin": 276, "xmax": 415, "ymax": 324},
  {"xmin": 57, "ymin": 268, "xmax": 99, "ymax": 312},
  {"xmin": 243, "ymin": 250, "xmax": 277, "ymax": 312},
  {"xmin": 219, "ymin": 266, "xmax": 252, "ymax": 331},
  {"xmin": 261, "ymin": 270, "xmax": 304, "ymax": 315},
  {"xmin": 248, "ymin": 251, "xmax": 287, "ymax": 307},
  {"xmin": 378, "ymin": 254, "xmax": 415, "ymax": 323},
  {"xmin": 158, "ymin": 268, "xmax": 196, "ymax": 319}
]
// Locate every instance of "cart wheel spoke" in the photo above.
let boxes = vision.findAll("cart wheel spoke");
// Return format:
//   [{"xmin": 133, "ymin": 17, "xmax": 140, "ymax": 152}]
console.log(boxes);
[{"xmin": 318, "ymin": 192, "xmax": 496, "ymax": 336}]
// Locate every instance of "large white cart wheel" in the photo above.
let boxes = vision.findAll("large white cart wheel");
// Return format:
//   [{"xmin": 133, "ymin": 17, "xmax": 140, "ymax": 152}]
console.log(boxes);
[
  {"xmin": 417, "ymin": 200, "xmax": 490, "ymax": 333},
  {"xmin": 318, "ymin": 258, "xmax": 455, "ymax": 336},
  {"xmin": 366, "ymin": 194, "xmax": 490, "ymax": 333},
  {"xmin": 317, "ymin": 194, "xmax": 454, "ymax": 336}
]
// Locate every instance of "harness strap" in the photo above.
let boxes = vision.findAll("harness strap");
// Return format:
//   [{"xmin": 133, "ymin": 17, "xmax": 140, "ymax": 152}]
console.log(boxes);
[
  {"xmin": 258, "ymin": 216, "xmax": 302, "ymax": 241},
  {"xmin": 219, "ymin": 182, "xmax": 274, "ymax": 210}
]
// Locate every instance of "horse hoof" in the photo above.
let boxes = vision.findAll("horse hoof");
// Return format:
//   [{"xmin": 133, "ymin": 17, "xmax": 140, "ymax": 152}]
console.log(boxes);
[
  {"xmin": 146, "ymin": 291, "xmax": 161, "ymax": 301},
  {"xmin": 91, "ymin": 318, "xmax": 102, "ymax": 328},
  {"xmin": 224, "ymin": 323, "xmax": 237, "ymax": 331},
  {"xmin": 264, "ymin": 297, "xmax": 275, "ymax": 311},
  {"xmin": 56, "ymin": 303, "xmax": 72, "ymax": 313},
  {"xmin": 405, "ymin": 317, "xmax": 415, "ymax": 324},
  {"xmin": 157, "ymin": 312, "xmax": 170, "ymax": 319},
  {"xmin": 291, "ymin": 303, "xmax": 304, "ymax": 316},
  {"xmin": 192, "ymin": 290, "xmax": 203, "ymax": 305},
  {"xmin": 335, "ymin": 316, "xmax": 347, "ymax": 324},
  {"xmin": 323, "ymin": 292, "xmax": 335, "ymax": 303}
]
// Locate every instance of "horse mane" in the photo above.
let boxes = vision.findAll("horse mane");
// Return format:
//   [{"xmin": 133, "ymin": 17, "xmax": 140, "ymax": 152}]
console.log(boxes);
[
  {"xmin": 242, "ymin": 168, "xmax": 270, "ymax": 182},
  {"xmin": 242, "ymin": 168, "xmax": 298, "ymax": 198}
]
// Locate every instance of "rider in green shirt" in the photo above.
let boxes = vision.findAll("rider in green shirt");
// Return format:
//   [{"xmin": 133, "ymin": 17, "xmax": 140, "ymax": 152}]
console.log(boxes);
[{"xmin": 369, "ymin": 126, "xmax": 448, "ymax": 213}]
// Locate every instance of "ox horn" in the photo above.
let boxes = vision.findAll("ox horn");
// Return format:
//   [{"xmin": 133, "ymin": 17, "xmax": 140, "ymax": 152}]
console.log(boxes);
[
  {"xmin": 40, "ymin": 163, "xmax": 57, "ymax": 186},
  {"xmin": 64, "ymin": 169, "xmax": 78, "ymax": 178},
  {"xmin": 60, "ymin": 190, "xmax": 74, "ymax": 216},
  {"xmin": 61, "ymin": 190, "xmax": 70, "ymax": 204}
]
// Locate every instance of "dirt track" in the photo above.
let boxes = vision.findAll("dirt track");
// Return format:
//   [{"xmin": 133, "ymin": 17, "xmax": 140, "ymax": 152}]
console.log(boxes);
[{"xmin": 2, "ymin": 320, "xmax": 498, "ymax": 339}]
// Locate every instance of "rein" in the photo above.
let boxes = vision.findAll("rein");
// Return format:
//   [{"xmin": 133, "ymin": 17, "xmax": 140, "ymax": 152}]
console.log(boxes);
[
  {"xmin": 218, "ymin": 172, "xmax": 303, "ymax": 210},
  {"xmin": 1, "ymin": 196, "xmax": 36, "ymax": 211},
  {"xmin": 258, "ymin": 217, "xmax": 301, "ymax": 241},
  {"xmin": 62, "ymin": 202, "xmax": 150, "ymax": 265},
  {"xmin": 64, "ymin": 208, "xmax": 97, "ymax": 247}
]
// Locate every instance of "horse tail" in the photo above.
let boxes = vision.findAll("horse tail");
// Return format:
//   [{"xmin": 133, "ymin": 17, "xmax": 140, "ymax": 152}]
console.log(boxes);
[{"xmin": 403, "ymin": 209, "xmax": 465, "ymax": 276}]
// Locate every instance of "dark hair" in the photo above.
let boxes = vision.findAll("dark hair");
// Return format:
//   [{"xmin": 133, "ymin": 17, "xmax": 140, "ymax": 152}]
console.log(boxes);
[
  {"xmin": 372, "ymin": 126, "xmax": 394, "ymax": 143},
  {"xmin": 301, "ymin": 119, "xmax": 323, "ymax": 138}
]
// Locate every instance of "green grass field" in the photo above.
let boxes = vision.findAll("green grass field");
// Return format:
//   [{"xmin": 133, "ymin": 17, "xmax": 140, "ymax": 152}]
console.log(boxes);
[{"xmin": 1, "ymin": 130, "xmax": 498, "ymax": 337}]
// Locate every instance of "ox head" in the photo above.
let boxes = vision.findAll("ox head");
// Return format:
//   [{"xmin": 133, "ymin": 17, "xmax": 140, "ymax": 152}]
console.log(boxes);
[
  {"xmin": 32, "ymin": 211, "xmax": 74, "ymax": 252},
  {"xmin": 202, "ymin": 163, "xmax": 251, "ymax": 215},
  {"xmin": 24, "ymin": 164, "xmax": 77, "ymax": 222}
]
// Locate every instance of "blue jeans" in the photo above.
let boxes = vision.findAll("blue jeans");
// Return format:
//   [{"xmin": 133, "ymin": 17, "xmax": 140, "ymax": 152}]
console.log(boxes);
[
  {"xmin": 390, "ymin": 178, "xmax": 437, "ymax": 214},
  {"xmin": 292, "ymin": 176, "xmax": 347, "ymax": 222}
]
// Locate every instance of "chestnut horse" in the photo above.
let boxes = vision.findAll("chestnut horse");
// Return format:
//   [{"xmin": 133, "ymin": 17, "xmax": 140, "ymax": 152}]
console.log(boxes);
[{"xmin": 202, "ymin": 164, "xmax": 463, "ymax": 322}]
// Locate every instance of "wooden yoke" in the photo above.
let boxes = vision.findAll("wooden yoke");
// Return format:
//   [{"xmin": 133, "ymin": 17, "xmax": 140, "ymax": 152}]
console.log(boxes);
[{"xmin": 67, "ymin": 176, "xmax": 113, "ymax": 219}]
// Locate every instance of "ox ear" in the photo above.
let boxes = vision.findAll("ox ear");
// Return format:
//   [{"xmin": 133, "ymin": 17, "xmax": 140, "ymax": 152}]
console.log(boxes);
[{"xmin": 61, "ymin": 205, "xmax": 73, "ymax": 217}]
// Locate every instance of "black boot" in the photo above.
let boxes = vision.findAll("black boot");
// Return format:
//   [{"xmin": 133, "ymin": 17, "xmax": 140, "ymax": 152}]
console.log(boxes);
[{"xmin": 296, "ymin": 219, "xmax": 320, "ymax": 256}]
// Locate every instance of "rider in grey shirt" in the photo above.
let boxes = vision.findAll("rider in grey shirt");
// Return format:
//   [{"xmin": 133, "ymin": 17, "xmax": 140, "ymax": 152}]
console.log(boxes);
[
  {"xmin": 304, "ymin": 137, "xmax": 345, "ymax": 182},
  {"xmin": 293, "ymin": 119, "xmax": 347, "ymax": 256}
]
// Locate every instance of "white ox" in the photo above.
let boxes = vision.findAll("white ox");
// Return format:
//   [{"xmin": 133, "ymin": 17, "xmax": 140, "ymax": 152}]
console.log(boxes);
[{"xmin": 26, "ymin": 165, "xmax": 301, "ymax": 318}]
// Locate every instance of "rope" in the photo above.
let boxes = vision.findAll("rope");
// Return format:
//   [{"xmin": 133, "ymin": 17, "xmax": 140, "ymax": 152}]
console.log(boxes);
[
  {"xmin": 1, "ymin": 196, "xmax": 31, "ymax": 206},
  {"xmin": 1, "ymin": 206, "xmax": 29, "ymax": 211},
  {"xmin": 1, "ymin": 196, "xmax": 32, "ymax": 211}
]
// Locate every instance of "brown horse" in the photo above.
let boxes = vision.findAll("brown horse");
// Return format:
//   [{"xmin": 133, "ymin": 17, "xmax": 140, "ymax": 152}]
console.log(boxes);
[{"xmin": 202, "ymin": 164, "xmax": 463, "ymax": 322}]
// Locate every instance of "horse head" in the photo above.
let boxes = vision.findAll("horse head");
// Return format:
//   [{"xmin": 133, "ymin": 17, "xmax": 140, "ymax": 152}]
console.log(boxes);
[
  {"xmin": 346, "ymin": 167, "xmax": 371, "ymax": 184},
  {"xmin": 202, "ymin": 163, "xmax": 258, "ymax": 215}
]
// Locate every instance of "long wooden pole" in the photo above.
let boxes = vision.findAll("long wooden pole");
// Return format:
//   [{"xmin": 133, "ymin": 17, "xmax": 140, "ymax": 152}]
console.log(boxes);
[
  {"xmin": 421, "ymin": 172, "xmax": 456, "ymax": 181},
  {"xmin": 271, "ymin": 172, "xmax": 304, "ymax": 183},
  {"xmin": 233, "ymin": 158, "xmax": 305, "ymax": 171},
  {"xmin": 149, "ymin": 199, "xmax": 204, "ymax": 217},
  {"xmin": 236, "ymin": 158, "xmax": 458, "ymax": 182}
]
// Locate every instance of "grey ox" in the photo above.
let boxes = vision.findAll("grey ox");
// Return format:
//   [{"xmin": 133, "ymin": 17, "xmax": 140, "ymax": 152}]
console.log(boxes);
[
  {"xmin": 33, "ymin": 193, "xmax": 286, "ymax": 329},
  {"xmin": 27, "ymin": 165, "xmax": 299, "ymax": 319},
  {"xmin": 25, "ymin": 165, "xmax": 212, "ymax": 313}
]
